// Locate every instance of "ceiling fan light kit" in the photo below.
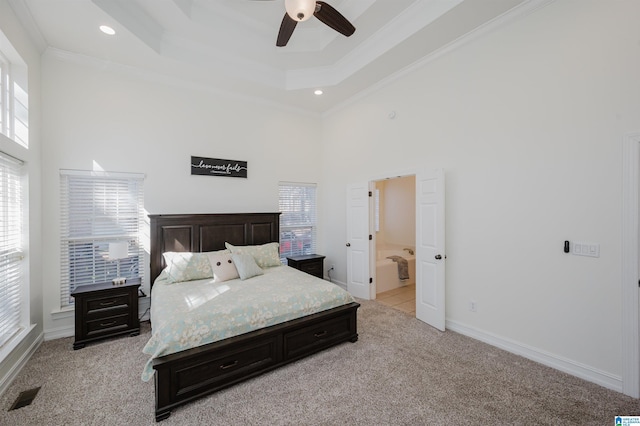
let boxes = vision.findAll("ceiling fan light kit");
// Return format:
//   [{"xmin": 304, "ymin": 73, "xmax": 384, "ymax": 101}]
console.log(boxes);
[
  {"xmin": 285, "ymin": 0, "xmax": 316, "ymax": 22},
  {"xmin": 271, "ymin": 0, "xmax": 356, "ymax": 47}
]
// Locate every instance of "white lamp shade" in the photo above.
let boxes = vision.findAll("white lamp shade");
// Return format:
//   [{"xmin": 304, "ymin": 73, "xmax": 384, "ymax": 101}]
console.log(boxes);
[
  {"xmin": 108, "ymin": 241, "xmax": 129, "ymax": 260},
  {"xmin": 285, "ymin": 0, "xmax": 316, "ymax": 22}
]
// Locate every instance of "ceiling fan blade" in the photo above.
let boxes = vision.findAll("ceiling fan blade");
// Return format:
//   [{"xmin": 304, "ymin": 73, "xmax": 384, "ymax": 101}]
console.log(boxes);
[
  {"xmin": 276, "ymin": 12, "xmax": 297, "ymax": 46},
  {"xmin": 314, "ymin": 1, "xmax": 355, "ymax": 38}
]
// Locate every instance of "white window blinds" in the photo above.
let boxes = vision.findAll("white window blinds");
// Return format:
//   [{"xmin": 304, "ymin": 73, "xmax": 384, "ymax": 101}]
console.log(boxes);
[
  {"xmin": 279, "ymin": 182, "xmax": 317, "ymax": 262},
  {"xmin": 0, "ymin": 152, "xmax": 24, "ymax": 349},
  {"xmin": 60, "ymin": 170, "xmax": 144, "ymax": 307}
]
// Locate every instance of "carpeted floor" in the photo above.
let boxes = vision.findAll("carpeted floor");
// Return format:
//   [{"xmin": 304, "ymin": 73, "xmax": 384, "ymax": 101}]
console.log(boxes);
[{"xmin": 0, "ymin": 299, "xmax": 638, "ymax": 425}]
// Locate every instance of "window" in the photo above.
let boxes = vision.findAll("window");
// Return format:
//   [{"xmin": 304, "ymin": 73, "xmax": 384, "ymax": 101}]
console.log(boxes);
[
  {"xmin": 0, "ymin": 54, "xmax": 5, "ymax": 135},
  {"xmin": 279, "ymin": 182, "xmax": 317, "ymax": 263},
  {"xmin": 0, "ymin": 151, "xmax": 24, "ymax": 349},
  {"xmin": 0, "ymin": 32, "xmax": 28, "ymax": 148},
  {"xmin": 60, "ymin": 170, "xmax": 145, "ymax": 307}
]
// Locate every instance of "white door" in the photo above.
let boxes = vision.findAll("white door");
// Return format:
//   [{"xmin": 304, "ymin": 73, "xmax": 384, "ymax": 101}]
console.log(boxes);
[
  {"xmin": 346, "ymin": 183, "xmax": 371, "ymax": 299},
  {"xmin": 415, "ymin": 169, "xmax": 446, "ymax": 331}
]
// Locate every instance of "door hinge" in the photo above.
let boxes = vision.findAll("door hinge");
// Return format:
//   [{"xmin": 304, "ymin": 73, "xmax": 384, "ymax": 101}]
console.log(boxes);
[
  {"xmin": 369, "ymin": 234, "xmax": 372, "ymax": 240},
  {"xmin": 369, "ymin": 277, "xmax": 373, "ymax": 284},
  {"xmin": 368, "ymin": 191, "xmax": 372, "ymax": 197}
]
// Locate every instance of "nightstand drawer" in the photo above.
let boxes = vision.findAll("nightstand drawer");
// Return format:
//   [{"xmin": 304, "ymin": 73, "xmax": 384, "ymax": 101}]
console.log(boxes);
[
  {"xmin": 86, "ymin": 294, "xmax": 130, "ymax": 314},
  {"xmin": 299, "ymin": 262, "xmax": 322, "ymax": 276},
  {"xmin": 287, "ymin": 254, "xmax": 325, "ymax": 279},
  {"xmin": 87, "ymin": 313, "xmax": 130, "ymax": 336}
]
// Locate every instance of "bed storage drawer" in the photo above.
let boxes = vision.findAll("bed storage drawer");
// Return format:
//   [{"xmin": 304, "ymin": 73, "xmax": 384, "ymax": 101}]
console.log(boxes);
[
  {"xmin": 164, "ymin": 336, "xmax": 280, "ymax": 402},
  {"xmin": 153, "ymin": 302, "xmax": 359, "ymax": 422},
  {"xmin": 283, "ymin": 314, "xmax": 354, "ymax": 360}
]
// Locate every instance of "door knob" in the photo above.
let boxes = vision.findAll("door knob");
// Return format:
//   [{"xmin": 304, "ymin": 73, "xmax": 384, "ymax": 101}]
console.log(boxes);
[
  {"xmin": 435, "ymin": 254, "xmax": 442, "ymax": 260},
  {"xmin": 346, "ymin": 243, "xmax": 351, "ymax": 247}
]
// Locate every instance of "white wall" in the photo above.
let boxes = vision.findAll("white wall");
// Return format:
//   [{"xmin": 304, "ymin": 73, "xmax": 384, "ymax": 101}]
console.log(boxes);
[
  {"xmin": 40, "ymin": 54, "xmax": 322, "ymax": 336},
  {"xmin": 0, "ymin": 0, "xmax": 43, "ymax": 388},
  {"xmin": 320, "ymin": 0, "xmax": 639, "ymax": 388}
]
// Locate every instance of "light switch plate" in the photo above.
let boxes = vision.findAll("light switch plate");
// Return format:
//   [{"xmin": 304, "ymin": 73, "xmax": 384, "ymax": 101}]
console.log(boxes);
[{"xmin": 572, "ymin": 242, "xmax": 600, "ymax": 258}]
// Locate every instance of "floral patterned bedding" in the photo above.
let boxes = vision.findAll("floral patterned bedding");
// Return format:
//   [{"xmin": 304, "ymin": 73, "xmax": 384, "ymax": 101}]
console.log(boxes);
[{"xmin": 141, "ymin": 265, "xmax": 355, "ymax": 381}]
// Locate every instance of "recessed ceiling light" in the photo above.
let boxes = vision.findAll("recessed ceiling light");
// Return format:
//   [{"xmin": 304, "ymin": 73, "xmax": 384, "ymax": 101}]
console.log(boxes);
[
  {"xmin": 99, "ymin": 25, "xmax": 116, "ymax": 35},
  {"xmin": 314, "ymin": 89, "xmax": 323, "ymax": 96}
]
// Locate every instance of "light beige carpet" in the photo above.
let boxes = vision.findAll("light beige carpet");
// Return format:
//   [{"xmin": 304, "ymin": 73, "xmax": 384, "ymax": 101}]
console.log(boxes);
[{"xmin": 0, "ymin": 299, "xmax": 638, "ymax": 425}]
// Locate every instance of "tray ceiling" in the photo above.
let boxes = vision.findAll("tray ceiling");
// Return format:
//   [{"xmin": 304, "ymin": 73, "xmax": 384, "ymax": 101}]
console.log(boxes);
[{"xmin": 10, "ymin": 0, "xmax": 546, "ymax": 113}]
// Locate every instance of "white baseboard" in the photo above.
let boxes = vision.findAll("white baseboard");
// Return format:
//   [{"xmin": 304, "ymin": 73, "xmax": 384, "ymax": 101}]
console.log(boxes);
[
  {"xmin": 446, "ymin": 319, "xmax": 623, "ymax": 393},
  {"xmin": 0, "ymin": 329, "xmax": 43, "ymax": 397},
  {"xmin": 44, "ymin": 325, "xmax": 73, "ymax": 341}
]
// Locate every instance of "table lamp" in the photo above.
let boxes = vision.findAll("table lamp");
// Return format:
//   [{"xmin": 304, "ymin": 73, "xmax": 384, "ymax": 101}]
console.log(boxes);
[{"xmin": 108, "ymin": 241, "xmax": 128, "ymax": 285}]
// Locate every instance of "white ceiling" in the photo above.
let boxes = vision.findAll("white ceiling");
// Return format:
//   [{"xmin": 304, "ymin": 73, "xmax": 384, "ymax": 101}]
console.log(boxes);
[{"xmin": 9, "ymin": 0, "xmax": 544, "ymax": 114}]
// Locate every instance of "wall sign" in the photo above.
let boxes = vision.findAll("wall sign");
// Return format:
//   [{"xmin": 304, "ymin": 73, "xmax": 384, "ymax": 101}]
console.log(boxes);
[{"xmin": 191, "ymin": 156, "xmax": 248, "ymax": 178}]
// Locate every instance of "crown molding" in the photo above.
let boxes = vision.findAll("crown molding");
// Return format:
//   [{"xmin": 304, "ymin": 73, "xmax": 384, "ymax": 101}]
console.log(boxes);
[
  {"xmin": 43, "ymin": 47, "xmax": 320, "ymax": 119},
  {"xmin": 7, "ymin": 0, "xmax": 48, "ymax": 53},
  {"xmin": 161, "ymin": 33, "xmax": 286, "ymax": 90},
  {"xmin": 87, "ymin": 0, "xmax": 462, "ymax": 92},
  {"xmin": 286, "ymin": 0, "xmax": 463, "ymax": 90},
  {"xmin": 92, "ymin": 0, "xmax": 164, "ymax": 54}
]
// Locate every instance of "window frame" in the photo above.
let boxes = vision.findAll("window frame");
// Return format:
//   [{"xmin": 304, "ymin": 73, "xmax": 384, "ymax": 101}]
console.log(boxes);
[
  {"xmin": 0, "ymin": 33, "xmax": 28, "ymax": 149},
  {"xmin": 0, "ymin": 51, "xmax": 9, "ymax": 140}
]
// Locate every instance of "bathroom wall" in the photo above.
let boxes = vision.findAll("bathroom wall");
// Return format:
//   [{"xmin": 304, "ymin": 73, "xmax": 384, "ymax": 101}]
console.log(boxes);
[{"xmin": 376, "ymin": 176, "xmax": 416, "ymax": 249}]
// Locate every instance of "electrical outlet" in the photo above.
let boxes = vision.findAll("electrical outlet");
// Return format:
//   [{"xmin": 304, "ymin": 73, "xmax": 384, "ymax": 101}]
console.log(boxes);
[
  {"xmin": 330, "ymin": 264, "xmax": 335, "ymax": 270},
  {"xmin": 469, "ymin": 301, "xmax": 477, "ymax": 312}
]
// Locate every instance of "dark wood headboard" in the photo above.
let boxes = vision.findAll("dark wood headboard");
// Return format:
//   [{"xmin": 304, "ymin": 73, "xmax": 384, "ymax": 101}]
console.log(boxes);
[{"xmin": 149, "ymin": 213, "xmax": 281, "ymax": 286}]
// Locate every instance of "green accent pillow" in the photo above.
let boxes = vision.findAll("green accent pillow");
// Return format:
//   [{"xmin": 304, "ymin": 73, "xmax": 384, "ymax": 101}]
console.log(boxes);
[
  {"xmin": 162, "ymin": 250, "xmax": 226, "ymax": 283},
  {"xmin": 225, "ymin": 242, "xmax": 281, "ymax": 268},
  {"xmin": 231, "ymin": 253, "xmax": 264, "ymax": 280}
]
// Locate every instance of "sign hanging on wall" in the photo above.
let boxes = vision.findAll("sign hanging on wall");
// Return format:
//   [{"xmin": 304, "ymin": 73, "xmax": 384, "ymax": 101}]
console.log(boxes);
[{"xmin": 191, "ymin": 156, "xmax": 248, "ymax": 178}]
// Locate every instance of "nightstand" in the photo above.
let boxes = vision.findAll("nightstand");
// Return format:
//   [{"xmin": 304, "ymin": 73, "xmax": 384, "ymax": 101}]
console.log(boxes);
[
  {"xmin": 71, "ymin": 278, "xmax": 141, "ymax": 350},
  {"xmin": 286, "ymin": 254, "xmax": 326, "ymax": 279}
]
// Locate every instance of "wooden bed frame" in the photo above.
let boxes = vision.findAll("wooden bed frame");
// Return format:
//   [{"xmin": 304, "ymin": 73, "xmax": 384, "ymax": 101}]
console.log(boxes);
[{"xmin": 148, "ymin": 213, "xmax": 359, "ymax": 422}]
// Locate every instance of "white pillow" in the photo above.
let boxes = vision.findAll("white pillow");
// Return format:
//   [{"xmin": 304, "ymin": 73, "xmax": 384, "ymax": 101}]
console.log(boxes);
[{"xmin": 206, "ymin": 251, "xmax": 239, "ymax": 282}]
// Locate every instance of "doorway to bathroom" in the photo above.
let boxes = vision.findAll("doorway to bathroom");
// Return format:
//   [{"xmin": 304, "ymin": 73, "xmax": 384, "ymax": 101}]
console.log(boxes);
[
  {"xmin": 373, "ymin": 175, "xmax": 417, "ymax": 316},
  {"xmin": 347, "ymin": 168, "xmax": 445, "ymax": 330}
]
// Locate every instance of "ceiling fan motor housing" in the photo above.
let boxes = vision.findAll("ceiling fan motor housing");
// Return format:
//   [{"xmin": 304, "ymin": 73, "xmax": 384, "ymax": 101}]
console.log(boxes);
[{"xmin": 285, "ymin": 0, "xmax": 316, "ymax": 22}]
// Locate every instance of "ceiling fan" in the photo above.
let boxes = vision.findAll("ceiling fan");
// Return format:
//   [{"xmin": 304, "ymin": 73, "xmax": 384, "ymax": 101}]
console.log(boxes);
[{"xmin": 253, "ymin": 0, "xmax": 356, "ymax": 47}]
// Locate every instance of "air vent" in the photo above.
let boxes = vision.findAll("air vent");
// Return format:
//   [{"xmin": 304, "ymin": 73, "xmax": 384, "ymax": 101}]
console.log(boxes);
[{"xmin": 8, "ymin": 387, "xmax": 40, "ymax": 411}]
